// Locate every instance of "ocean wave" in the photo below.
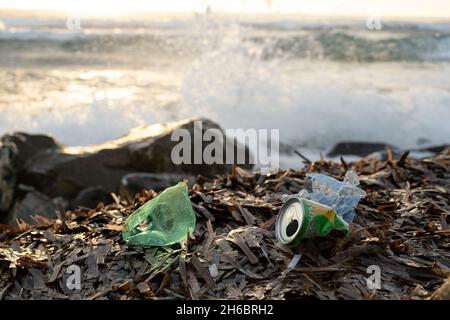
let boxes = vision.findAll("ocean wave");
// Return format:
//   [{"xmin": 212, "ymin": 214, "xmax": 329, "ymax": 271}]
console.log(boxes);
[
  {"xmin": 2, "ymin": 62, "xmax": 449, "ymax": 150},
  {"xmin": 261, "ymin": 31, "xmax": 450, "ymax": 62},
  {"xmin": 0, "ymin": 29, "xmax": 93, "ymax": 41},
  {"xmin": 177, "ymin": 47, "xmax": 450, "ymax": 150},
  {"xmin": 0, "ymin": 14, "xmax": 449, "ymax": 150},
  {"xmin": 3, "ymin": 14, "xmax": 450, "ymax": 32},
  {"xmin": 1, "ymin": 24, "xmax": 450, "ymax": 62},
  {"xmin": 248, "ymin": 19, "xmax": 450, "ymax": 32}
]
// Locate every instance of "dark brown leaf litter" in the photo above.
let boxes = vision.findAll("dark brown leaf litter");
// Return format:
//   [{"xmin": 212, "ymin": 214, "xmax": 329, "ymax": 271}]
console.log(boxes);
[{"xmin": 0, "ymin": 150, "xmax": 449, "ymax": 300}]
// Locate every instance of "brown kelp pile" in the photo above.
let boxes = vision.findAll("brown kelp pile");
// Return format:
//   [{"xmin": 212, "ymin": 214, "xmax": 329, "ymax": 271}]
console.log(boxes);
[{"xmin": 0, "ymin": 149, "xmax": 449, "ymax": 300}]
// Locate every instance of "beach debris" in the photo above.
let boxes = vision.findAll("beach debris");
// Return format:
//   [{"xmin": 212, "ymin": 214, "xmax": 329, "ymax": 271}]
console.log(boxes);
[
  {"xmin": 275, "ymin": 198, "xmax": 348, "ymax": 247},
  {"xmin": 282, "ymin": 170, "xmax": 366, "ymax": 223},
  {"xmin": 122, "ymin": 182, "xmax": 196, "ymax": 247},
  {"xmin": 0, "ymin": 150, "xmax": 449, "ymax": 300}
]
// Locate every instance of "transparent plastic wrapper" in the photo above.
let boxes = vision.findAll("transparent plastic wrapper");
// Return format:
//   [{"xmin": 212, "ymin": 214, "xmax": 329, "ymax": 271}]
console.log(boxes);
[
  {"xmin": 282, "ymin": 170, "xmax": 366, "ymax": 224},
  {"xmin": 122, "ymin": 182, "xmax": 196, "ymax": 247}
]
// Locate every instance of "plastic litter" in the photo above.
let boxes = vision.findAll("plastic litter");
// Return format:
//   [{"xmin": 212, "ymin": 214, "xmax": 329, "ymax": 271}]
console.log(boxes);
[
  {"xmin": 122, "ymin": 182, "xmax": 196, "ymax": 247},
  {"xmin": 281, "ymin": 170, "xmax": 366, "ymax": 224}
]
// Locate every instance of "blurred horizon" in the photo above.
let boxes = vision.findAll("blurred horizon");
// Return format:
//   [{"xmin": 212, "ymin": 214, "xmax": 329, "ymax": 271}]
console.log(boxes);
[{"xmin": 0, "ymin": 0, "xmax": 450, "ymax": 19}]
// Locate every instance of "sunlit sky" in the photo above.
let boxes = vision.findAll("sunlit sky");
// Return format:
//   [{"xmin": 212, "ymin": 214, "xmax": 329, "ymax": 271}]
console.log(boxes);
[{"xmin": 0, "ymin": 0, "xmax": 449, "ymax": 18}]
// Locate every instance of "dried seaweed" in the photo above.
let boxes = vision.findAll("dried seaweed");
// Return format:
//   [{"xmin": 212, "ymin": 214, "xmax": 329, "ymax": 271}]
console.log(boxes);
[{"xmin": 0, "ymin": 150, "xmax": 449, "ymax": 300}]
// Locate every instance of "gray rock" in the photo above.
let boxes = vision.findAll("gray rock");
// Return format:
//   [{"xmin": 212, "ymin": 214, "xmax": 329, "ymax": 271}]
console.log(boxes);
[
  {"xmin": 1, "ymin": 132, "xmax": 61, "ymax": 170},
  {"xmin": 1, "ymin": 118, "xmax": 252, "ymax": 224},
  {"xmin": 20, "ymin": 118, "xmax": 251, "ymax": 199},
  {"xmin": 415, "ymin": 144, "xmax": 449, "ymax": 154},
  {"xmin": 327, "ymin": 142, "xmax": 397, "ymax": 157},
  {"xmin": 71, "ymin": 186, "xmax": 112, "ymax": 209},
  {"xmin": 0, "ymin": 133, "xmax": 60, "ymax": 220},
  {"xmin": 0, "ymin": 140, "xmax": 17, "ymax": 213},
  {"xmin": 364, "ymin": 144, "xmax": 450, "ymax": 161},
  {"xmin": 9, "ymin": 191, "xmax": 66, "ymax": 224},
  {"xmin": 119, "ymin": 172, "xmax": 196, "ymax": 198}
]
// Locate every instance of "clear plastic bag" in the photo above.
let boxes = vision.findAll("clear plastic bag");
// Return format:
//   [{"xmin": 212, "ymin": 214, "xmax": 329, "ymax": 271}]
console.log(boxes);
[{"xmin": 282, "ymin": 170, "xmax": 365, "ymax": 224}]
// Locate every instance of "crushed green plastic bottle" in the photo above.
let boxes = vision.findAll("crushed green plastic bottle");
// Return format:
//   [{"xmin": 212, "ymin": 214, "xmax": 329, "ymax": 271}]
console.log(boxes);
[{"xmin": 122, "ymin": 182, "xmax": 196, "ymax": 247}]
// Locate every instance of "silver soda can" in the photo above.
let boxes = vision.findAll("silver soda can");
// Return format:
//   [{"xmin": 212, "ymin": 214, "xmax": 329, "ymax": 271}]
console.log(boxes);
[{"xmin": 275, "ymin": 198, "xmax": 348, "ymax": 247}]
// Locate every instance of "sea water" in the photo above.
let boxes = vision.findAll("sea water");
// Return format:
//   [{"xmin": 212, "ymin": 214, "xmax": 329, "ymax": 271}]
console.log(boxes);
[{"xmin": 0, "ymin": 10, "xmax": 449, "ymax": 165}]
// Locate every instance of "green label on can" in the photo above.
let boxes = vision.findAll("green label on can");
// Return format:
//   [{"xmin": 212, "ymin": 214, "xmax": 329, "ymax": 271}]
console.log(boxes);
[{"xmin": 297, "ymin": 199, "xmax": 348, "ymax": 241}]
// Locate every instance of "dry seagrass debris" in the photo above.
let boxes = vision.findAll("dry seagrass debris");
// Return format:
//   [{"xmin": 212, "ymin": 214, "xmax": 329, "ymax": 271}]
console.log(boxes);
[{"xmin": 0, "ymin": 149, "xmax": 449, "ymax": 300}]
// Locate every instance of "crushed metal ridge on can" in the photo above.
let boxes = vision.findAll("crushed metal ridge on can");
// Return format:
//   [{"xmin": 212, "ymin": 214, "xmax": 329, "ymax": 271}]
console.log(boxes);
[{"xmin": 275, "ymin": 197, "xmax": 349, "ymax": 247}]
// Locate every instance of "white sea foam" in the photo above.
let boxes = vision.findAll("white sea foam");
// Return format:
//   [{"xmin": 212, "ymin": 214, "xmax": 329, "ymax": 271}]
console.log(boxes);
[
  {"xmin": 177, "ymin": 19, "xmax": 450, "ymax": 150},
  {"xmin": 0, "ymin": 13, "xmax": 449, "ymax": 154}
]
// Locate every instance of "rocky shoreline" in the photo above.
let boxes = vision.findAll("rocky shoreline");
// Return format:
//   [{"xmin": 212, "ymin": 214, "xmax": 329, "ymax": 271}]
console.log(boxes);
[
  {"xmin": 0, "ymin": 118, "xmax": 252, "ymax": 225},
  {"xmin": 0, "ymin": 148, "xmax": 448, "ymax": 299},
  {"xmin": 0, "ymin": 118, "xmax": 448, "ymax": 226}
]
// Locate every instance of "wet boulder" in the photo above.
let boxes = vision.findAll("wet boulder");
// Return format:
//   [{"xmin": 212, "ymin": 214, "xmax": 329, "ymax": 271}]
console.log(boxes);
[
  {"xmin": 119, "ymin": 172, "xmax": 196, "ymax": 198},
  {"xmin": 0, "ymin": 118, "xmax": 253, "ymax": 225},
  {"xmin": 8, "ymin": 190, "xmax": 67, "ymax": 224},
  {"xmin": 327, "ymin": 141, "xmax": 397, "ymax": 157},
  {"xmin": 20, "ymin": 118, "xmax": 251, "ymax": 199},
  {"xmin": 0, "ymin": 140, "xmax": 18, "ymax": 213},
  {"xmin": 71, "ymin": 186, "xmax": 112, "ymax": 209}
]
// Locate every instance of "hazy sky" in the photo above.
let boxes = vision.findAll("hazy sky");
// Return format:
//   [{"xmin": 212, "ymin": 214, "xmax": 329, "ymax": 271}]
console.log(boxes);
[{"xmin": 1, "ymin": 0, "xmax": 449, "ymax": 18}]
